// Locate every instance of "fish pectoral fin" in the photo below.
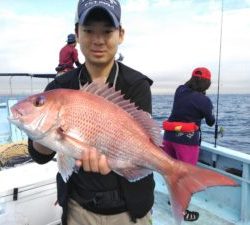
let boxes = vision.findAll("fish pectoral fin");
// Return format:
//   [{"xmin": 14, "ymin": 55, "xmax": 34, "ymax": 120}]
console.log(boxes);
[
  {"xmin": 57, "ymin": 128, "xmax": 91, "ymax": 159},
  {"xmin": 57, "ymin": 152, "xmax": 76, "ymax": 182},
  {"xmin": 58, "ymin": 124, "xmax": 84, "ymax": 143},
  {"xmin": 114, "ymin": 166, "xmax": 153, "ymax": 182}
]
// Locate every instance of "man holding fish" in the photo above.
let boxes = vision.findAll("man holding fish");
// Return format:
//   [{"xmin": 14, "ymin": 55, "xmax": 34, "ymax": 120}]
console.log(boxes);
[
  {"xmin": 28, "ymin": 0, "xmax": 155, "ymax": 224},
  {"xmin": 9, "ymin": 1, "xmax": 237, "ymax": 225}
]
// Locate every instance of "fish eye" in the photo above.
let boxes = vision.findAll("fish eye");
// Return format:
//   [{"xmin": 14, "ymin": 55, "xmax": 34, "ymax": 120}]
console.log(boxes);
[{"xmin": 34, "ymin": 95, "xmax": 45, "ymax": 107}]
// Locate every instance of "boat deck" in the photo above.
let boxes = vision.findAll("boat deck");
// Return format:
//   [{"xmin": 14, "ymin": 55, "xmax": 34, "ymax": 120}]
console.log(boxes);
[{"xmin": 152, "ymin": 191, "xmax": 235, "ymax": 225}]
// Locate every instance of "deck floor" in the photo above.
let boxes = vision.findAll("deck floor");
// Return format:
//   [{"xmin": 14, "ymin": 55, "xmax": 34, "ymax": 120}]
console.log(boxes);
[{"xmin": 152, "ymin": 191, "xmax": 235, "ymax": 225}]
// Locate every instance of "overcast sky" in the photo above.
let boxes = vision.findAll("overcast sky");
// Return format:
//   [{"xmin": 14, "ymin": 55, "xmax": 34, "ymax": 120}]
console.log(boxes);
[{"xmin": 0, "ymin": 0, "xmax": 249, "ymax": 94}]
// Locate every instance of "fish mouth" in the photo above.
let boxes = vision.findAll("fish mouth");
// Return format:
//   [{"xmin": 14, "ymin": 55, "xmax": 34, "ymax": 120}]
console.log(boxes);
[
  {"xmin": 8, "ymin": 114, "xmax": 21, "ymax": 125},
  {"xmin": 8, "ymin": 115, "xmax": 45, "ymax": 141},
  {"xmin": 8, "ymin": 108, "xmax": 45, "ymax": 141},
  {"xmin": 8, "ymin": 107, "xmax": 23, "ymax": 121},
  {"xmin": 7, "ymin": 115, "xmax": 19, "ymax": 125},
  {"xmin": 8, "ymin": 109, "xmax": 25, "ymax": 130}
]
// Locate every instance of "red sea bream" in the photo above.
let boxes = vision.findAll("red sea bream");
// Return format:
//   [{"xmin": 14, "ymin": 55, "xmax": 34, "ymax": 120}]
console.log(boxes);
[{"xmin": 8, "ymin": 83, "xmax": 237, "ymax": 224}]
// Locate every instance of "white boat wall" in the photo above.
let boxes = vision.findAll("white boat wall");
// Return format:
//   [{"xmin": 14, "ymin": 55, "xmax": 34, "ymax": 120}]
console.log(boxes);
[{"xmin": 0, "ymin": 161, "xmax": 62, "ymax": 225}]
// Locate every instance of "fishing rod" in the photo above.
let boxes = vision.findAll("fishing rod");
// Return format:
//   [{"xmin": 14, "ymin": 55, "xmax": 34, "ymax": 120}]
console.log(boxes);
[{"xmin": 214, "ymin": 0, "xmax": 224, "ymax": 148}]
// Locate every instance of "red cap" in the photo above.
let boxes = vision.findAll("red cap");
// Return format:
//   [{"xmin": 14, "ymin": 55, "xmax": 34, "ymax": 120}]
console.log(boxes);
[{"xmin": 192, "ymin": 67, "xmax": 211, "ymax": 80}]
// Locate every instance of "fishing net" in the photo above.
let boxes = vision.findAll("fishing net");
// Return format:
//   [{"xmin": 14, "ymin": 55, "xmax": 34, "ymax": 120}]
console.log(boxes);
[{"xmin": 0, "ymin": 141, "xmax": 32, "ymax": 168}]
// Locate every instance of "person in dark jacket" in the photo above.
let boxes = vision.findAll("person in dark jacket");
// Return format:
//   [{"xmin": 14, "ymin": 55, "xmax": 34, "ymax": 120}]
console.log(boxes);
[
  {"xmin": 28, "ymin": 1, "xmax": 155, "ymax": 225},
  {"xmin": 55, "ymin": 34, "xmax": 81, "ymax": 75},
  {"xmin": 162, "ymin": 67, "xmax": 215, "ymax": 222}
]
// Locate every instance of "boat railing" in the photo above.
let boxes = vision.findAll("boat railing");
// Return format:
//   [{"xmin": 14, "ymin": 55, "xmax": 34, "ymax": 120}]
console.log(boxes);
[
  {"xmin": 198, "ymin": 141, "xmax": 250, "ymax": 224},
  {"xmin": 0, "ymin": 73, "xmax": 56, "ymax": 96},
  {"xmin": 0, "ymin": 73, "xmax": 56, "ymax": 145}
]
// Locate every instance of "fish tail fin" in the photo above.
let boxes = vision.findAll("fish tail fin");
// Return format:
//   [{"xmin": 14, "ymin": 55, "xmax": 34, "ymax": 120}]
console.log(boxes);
[{"xmin": 163, "ymin": 161, "xmax": 237, "ymax": 225}]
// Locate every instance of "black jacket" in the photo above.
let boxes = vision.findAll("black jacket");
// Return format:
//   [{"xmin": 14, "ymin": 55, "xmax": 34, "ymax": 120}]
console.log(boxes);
[{"xmin": 28, "ymin": 62, "xmax": 155, "ymax": 224}]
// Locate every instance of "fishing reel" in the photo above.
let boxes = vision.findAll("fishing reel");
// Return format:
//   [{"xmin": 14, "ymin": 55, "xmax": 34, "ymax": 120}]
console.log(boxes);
[{"xmin": 218, "ymin": 126, "xmax": 224, "ymax": 137}]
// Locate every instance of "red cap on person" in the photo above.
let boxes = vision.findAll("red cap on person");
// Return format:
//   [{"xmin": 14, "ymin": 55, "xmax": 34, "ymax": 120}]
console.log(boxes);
[{"xmin": 192, "ymin": 67, "xmax": 211, "ymax": 80}]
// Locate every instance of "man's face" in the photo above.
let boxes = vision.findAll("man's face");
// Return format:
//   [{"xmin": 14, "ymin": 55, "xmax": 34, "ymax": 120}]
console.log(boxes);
[{"xmin": 77, "ymin": 21, "xmax": 124, "ymax": 66}]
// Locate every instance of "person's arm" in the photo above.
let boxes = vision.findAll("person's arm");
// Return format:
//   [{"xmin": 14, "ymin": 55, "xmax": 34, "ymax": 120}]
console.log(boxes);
[
  {"xmin": 28, "ymin": 139, "xmax": 56, "ymax": 164},
  {"xmin": 204, "ymin": 98, "xmax": 215, "ymax": 126},
  {"xmin": 73, "ymin": 49, "xmax": 81, "ymax": 67},
  {"xmin": 33, "ymin": 142, "xmax": 54, "ymax": 155},
  {"xmin": 75, "ymin": 60, "xmax": 81, "ymax": 68}
]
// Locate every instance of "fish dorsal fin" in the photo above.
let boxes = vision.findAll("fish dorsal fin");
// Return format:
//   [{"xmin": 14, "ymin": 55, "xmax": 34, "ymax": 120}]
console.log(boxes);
[{"xmin": 81, "ymin": 82, "xmax": 162, "ymax": 146}]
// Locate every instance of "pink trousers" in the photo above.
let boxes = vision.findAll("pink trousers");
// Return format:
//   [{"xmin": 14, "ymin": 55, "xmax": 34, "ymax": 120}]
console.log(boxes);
[{"xmin": 162, "ymin": 140, "xmax": 199, "ymax": 165}]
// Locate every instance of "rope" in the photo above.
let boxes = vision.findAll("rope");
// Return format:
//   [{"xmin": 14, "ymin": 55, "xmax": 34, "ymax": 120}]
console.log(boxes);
[{"xmin": 0, "ymin": 141, "xmax": 31, "ymax": 167}]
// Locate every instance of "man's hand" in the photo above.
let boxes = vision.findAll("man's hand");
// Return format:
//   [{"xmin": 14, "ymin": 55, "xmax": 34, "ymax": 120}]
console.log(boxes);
[{"xmin": 75, "ymin": 147, "xmax": 111, "ymax": 175}]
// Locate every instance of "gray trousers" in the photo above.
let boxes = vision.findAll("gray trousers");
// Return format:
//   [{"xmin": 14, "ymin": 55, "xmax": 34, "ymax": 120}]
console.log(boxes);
[{"xmin": 67, "ymin": 198, "xmax": 152, "ymax": 225}]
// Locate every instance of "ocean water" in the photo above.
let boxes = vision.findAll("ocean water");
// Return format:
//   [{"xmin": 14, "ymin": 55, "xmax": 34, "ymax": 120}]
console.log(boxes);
[
  {"xmin": 153, "ymin": 94, "xmax": 250, "ymax": 154},
  {"xmin": 0, "ymin": 94, "xmax": 249, "ymax": 153}
]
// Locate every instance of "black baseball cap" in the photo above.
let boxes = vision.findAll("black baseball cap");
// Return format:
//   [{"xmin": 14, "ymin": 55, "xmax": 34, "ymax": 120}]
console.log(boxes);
[{"xmin": 76, "ymin": 0, "xmax": 121, "ymax": 27}]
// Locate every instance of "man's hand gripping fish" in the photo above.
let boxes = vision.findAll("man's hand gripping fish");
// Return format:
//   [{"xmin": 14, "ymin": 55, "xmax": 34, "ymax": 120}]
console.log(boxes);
[{"xmin": 8, "ymin": 82, "xmax": 237, "ymax": 225}]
